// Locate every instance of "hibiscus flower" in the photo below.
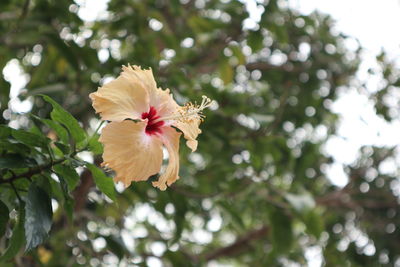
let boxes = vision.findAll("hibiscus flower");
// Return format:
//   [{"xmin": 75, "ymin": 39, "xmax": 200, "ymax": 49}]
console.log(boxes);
[{"xmin": 89, "ymin": 65, "xmax": 211, "ymax": 190}]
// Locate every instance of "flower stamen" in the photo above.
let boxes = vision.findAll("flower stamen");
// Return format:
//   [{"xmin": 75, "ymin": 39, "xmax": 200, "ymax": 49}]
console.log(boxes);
[{"xmin": 155, "ymin": 95, "xmax": 212, "ymax": 123}]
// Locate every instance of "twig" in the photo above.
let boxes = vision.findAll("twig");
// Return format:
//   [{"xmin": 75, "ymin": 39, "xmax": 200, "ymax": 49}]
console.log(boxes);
[
  {"xmin": 0, "ymin": 144, "xmax": 86, "ymax": 185},
  {"xmin": 0, "ymin": 157, "xmax": 65, "ymax": 184},
  {"xmin": 10, "ymin": 181, "xmax": 22, "ymax": 203},
  {"xmin": 18, "ymin": 0, "xmax": 31, "ymax": 26},
  {"xmin": 201, "ymin": 225, "xmax": 269, "ymax": 261},
  {"xmin": 1, "ymin": 0, "xmax": 31, "ymax": 43},
  {"xmin": 262, "ymin": 82, "xmax": 291, "ymax": 135}
]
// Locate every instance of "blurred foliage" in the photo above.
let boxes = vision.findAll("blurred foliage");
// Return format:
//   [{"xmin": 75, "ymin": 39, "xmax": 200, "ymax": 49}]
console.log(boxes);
[{"xmin": 0, "ymin": 0, "xmax": 400, "ymax": 266}]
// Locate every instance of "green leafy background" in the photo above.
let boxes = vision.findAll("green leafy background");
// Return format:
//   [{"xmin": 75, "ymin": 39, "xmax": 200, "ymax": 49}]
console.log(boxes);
[{"xmin": 0, "ymin": 0, "xmax": 399, "ymax": 266}]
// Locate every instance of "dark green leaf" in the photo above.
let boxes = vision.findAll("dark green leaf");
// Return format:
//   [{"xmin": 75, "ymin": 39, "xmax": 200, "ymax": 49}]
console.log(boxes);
[
  {"xmin": 0, "ymin": 204, "xmax": 25, "ymax": 262},
  {"xmin": 53, "ymin": 164, "xmax": 80, "ymax": 191},
  {"xmin": 24, "ymin": 183, "xmax": 53, "ymax": 251},
  {"xmin": 68, "ymin": 158, "xmax": 86, "ymax": 168},
  {"xmin": 33, "ymin": 175, "xmax": 53, "ymax": 197},
  {"xmin": 268, "ymin": 208, "xmax": 293, "ymax": 253},
  {"xmin": 57, "ymin": 174, "xmax": 74, "ymax": 221},
  {"xmin": 88, "ymin": 135, "xmax": 103, "ymax": 155},
  {"xmin": 304, "ymin": 209, "xmax": 324, "ymax": 239},
  {"xmin": 104, "ymin": 235, "xmax": 129, "ymax": 259},
  {"xmin": 86, "ymin": 163, "xmax": 116, "ymax": 202},
  {"xmin": 54, "ymin": 142, "xmax": 70, "ymax": 154},
  {"xmin": 0, "ymin": 154, "xmax": 37, "ymax": 169},
  {"xmin": 219, "ymin": 201, "xmax": 245, "ymax": 229},
  {"xmin": 31, "ymin": 115, "xmax": 69, "ymax": 144},
  {"xmin": 0, "ymin": 199, "xmax": 9, "ymax": 238},
  {"xmin": 26, "ymin": 83, "xmax": 67, "ymax": 97},
  {"xmin": 11, "ymin": 129, "xmax": 50, "ymax": 148},
  {"xmin": 0, "ymin": 125, "xmax": 11, "ymax": 139},
  {"xmin": 46, "ymin": 34, "xmax": 80, "ymax": 71},
  {"xmin": 41, "ymin": 95, "xmax": 86, "ymax": 145},
  {"xmin": 169, "ymin": 193, "xmax": 188, "ymax": 242},
  {"xmin": 0, "ymin": 140, "xmax": 31, "ymax": 155},
  {"xmin": 164, "ymin": 251, "xmax": 189, "ymax": 266},
  {"xmin": 248, "ymin": 30, "xmax": 264, "ymax": 52}
]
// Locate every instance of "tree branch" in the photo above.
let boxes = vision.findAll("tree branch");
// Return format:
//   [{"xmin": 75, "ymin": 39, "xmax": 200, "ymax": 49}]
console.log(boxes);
[
  {"xmin": 201, "ymin": 225, "xmax": 269, "ymax": 261},
  {"xmin": 0, "ymin": 157, "xmax": 66, "ymax": 184}
]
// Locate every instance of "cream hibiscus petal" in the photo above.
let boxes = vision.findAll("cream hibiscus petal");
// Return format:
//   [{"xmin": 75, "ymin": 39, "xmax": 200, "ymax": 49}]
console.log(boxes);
[
  {"xmin": 173, "ymin": 120, "xmax": 201, "ymax": 152},
  {"xmin": 99, "ymin": 120, "xmax": 163, "ymax": 187},
  {"xmin": 152, "ymin": 127, "xmax": 181, "ymax": 191},
  {"xmin": 122, "ymin": 65, "xmax": 158, "ymax": 96},
  {"xmin": 163, "ymin": 96, "xmax": 211, "ymax": 152},
  {"xmin": 123, "ymin": 65, "xmax": 177, "ymax": 118},
  {"xmin": 89, "ymin": 68, "xmax": 149, "ymax": 122},
  {"xmin": 149, "ymin": 88, "xmax": 178, "ymax": 118}
]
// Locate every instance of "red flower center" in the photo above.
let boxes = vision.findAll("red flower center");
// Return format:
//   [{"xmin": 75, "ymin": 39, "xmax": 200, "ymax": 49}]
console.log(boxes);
[{"xmin": 141, "ymin": 106, "xmax": 164, "ymax": 135}]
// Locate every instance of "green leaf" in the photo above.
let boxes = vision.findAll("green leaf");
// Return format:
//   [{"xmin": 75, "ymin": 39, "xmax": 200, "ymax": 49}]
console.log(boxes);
[
  {"xmin": 53, "ymin": 164, "xmax": 80, "ymax": 191},
  {"xmin": 54, "ymin": 142, "xmax": 70, "ymax": 154},
  {"xmin": 31, "ymin": 115, "xmax": 69, "ymax": 144},
  {"xmin": 0, "ymin": 154, "xmax": 37, "ymax": 169},
  {"xmin": 0, "ymin": 125, "xmax": 11, "ymax": 139},
  {"xmin": 57, "ymin": 174, "xmax": 75, "ymax": 221},
  {"xmin": 44, "ymin": 119, "xmax": 69, "ymax": 144},
  {"xmin": 219, "ymin": 201, "xmax": 245, "ymax": 229},
  {"xmin": 24, "ymin": 183, "xmax": 53, "ymax": 251},
  {"xmin": 303, "ymin": 209, "xmax": 324, "ymax": 239},
  {"xmin": 33, "ymin": 175, "xmax": 52, "ymax": 197},
  {"xmin": 0, "ymin": 199, "xmax": 9, "ymax": 238},
  {"xmin": 231, "ymin": 45, "xmax": 246, "ymax": 65},
  {"xmin": 47, "ymin": 176, "xmax": 63, "ymax": 200},
  {"xmin": 11, "ymin": 129, "xmax": 50, "ymax": 148},
  {"xmin": 268, "ymin": 208, "xmax": 293, "ymax": 253},
  {"xmin": 46, "ymin": 34, "xmax": 80, "ymax": 71},
  {"xmin": 169, "ymin": 193, "xmax": 188, "ymax": 242},
  {"xmin": 88, "ymin": 135, "xmax": 103, "ymax": 155},
  {"xmin": 86, "ymin": 163, "xmax": 116, "ymax": 202},
  {"xmin": 0, "ymin": 204, "xmax": 25, "ymax": 262},
  {"xmin": 219, "ymin": 59, "xmax": 234, "ymax": 85},
  {"xmin": 68, "ymin": 158, "xmax": 86, "ymax": 168},
  {"xmin": 164, "ymin": 251, "xmax": 189, "ymax": 266},
  {"xmin": 104, "ymin": 235, "xmax": 129, "ymax": 259},
  {"xmin": 41, "ymin": 95, "xmax": 86, "ymax": 145},
  {"xmin": 248, "ymin": 30, "xmax": 264, "ymax": 52},
  {"xmin": 0, "ymin": 140, "xmax": 31, "ymax": 155},
  {"xmin": 26, "ymin": 83, "xmax": 67, "ymax": 97}
]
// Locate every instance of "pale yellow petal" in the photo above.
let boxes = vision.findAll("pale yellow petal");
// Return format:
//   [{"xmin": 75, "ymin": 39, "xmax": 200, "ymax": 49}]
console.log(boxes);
[
  {"xmin": 152, "ymin": 127, "xmax": 181, "ymax": 191},
  {"xmin": 99, "ymin": 121, "xmax": 163, "ymax": 187},
  {"xmin": 149, "ymin": 88, "xmax": 178, "ymax": 118},
  {"xmin": 90, "ymin": 68, "xmax": 149, "ymax": 122},
  {"xmin": 174, "ymin": 119, "xmax": 201, "ymax": 152},
  {"xmin": 123, "ymin": 65, "xmax": 157, "ymax": 96},
  {"xmin": 123, "ymin": 65, "xmax": 178, "ymax": 118}
]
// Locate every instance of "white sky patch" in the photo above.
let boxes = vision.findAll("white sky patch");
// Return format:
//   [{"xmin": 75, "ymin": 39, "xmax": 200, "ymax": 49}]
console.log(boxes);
[
  {"xmin": 284, "ymin": 0, "xmax": 400, "ymax": 189},
  {"xmin": 74, "ymin": 0, "xmax": 110, "ymax": 22},
  {"xmin": 2, "ymin": 59, "xmax": 33, "ymax": 113},
  {"xmin": 325, "ymin": 162, "xmax": 349, "ymax": 187},
  {"xmin": 240, "ymin": 0, "xmax": 265, "ymax": 30},
  {"xmin": 332, "ymin": 89, "xmax": 400, "ymax": 148},
  {"xmin": 305, "ymin": 246, "xmax": 324, "ymax": 267},
  {"xmin": 288, "ymin": 0, "xmax": 400, "ymax": 58}
]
